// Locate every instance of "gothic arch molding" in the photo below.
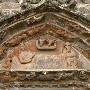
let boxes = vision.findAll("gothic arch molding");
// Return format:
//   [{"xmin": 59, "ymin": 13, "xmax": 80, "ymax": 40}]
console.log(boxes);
[{"xmin": 0, "ymin": 4, "xmax": 90, "ymax": 89}]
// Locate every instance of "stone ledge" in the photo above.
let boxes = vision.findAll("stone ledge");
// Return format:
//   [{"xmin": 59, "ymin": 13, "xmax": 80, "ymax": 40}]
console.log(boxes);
[{"xmin": 0, "ymin": 70, "xmax": 90, "ymax": 89}]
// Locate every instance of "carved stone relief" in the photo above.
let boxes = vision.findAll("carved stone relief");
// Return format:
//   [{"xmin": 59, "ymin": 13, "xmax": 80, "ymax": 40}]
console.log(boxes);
[
  {"xmin": 36, "ymin": 38, "xmax": 56, "ymax": 50},
  {"xmin": 0, "ymin": 33, "xmax": 83, "ymax": 71},
  {"xmin": 0, "ymin": 0, "xmax": 90, "ymax": 89}
]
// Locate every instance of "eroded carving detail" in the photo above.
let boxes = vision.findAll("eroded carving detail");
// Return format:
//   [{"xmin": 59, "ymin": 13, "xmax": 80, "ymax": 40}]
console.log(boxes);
[
  {"xmin": 0, "ymin": 1, "xmax": 90, "ymax": 89},
  {"xmin": 36, "ymin": 38, "xmax": 56, "ymax": 50},
  {"xmin": 19, "ymin": 51, "xmax": 35, "ymax": 64},
  {"xmin": 78, "ymin": 71, "xmax": 88, "ymax": 80},
  {"xmin": 0, "ymin": 71, "xmax": 89, "ymax": 88}
]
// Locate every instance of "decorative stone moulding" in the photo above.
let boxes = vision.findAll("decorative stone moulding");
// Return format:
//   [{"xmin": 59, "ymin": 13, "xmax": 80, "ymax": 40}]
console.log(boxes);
[{"xmin": 0, "ymin": 0, "xmax": 90, "ymax": 90}]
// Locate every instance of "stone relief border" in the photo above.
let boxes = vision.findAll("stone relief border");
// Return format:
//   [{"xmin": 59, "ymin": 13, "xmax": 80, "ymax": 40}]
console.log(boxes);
[
  {"xmin": 0, "ymin": 0, "xmax": 90, "ymax": 29},
  {"xmin": 0, "ymin": 70, "xmax": 90, "ymax": 89}
]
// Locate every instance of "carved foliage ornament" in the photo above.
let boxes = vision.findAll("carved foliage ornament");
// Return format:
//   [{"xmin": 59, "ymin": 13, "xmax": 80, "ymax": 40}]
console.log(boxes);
[{"xmin": 21, "ymin": 0, "xmax": 76, "ymax": 9}]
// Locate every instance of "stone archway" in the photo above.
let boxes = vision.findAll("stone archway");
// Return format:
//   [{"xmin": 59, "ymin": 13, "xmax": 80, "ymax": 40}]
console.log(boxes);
[{"xmin": 0, "ymin": 1, "xmax": 90, "ymax": 89}]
